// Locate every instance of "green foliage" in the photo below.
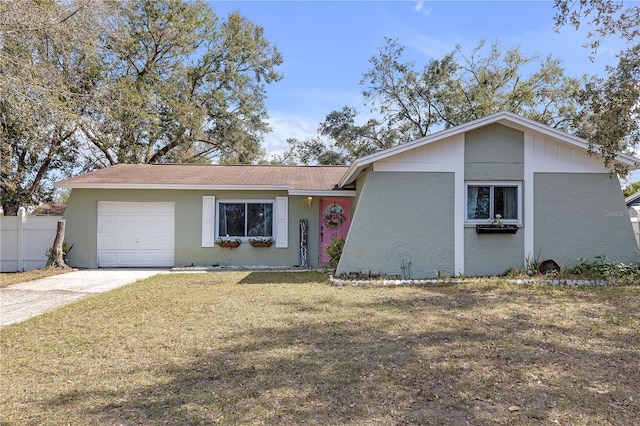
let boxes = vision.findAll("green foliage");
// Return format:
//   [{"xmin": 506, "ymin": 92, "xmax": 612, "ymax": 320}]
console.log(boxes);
[
  {"xmin": 525, "ymin": 248, "xmax": 543, "ymax": 275},
  {"xmin": 623, "ymin": 181, "xmax": 640, "ymax": 198},
  {"xmin": 1, "ymin": 0, "xmax": 283, "ymax": 214},
  {"xmin": 503, "ymin": 267, "xmax": 524, "ymax": 277},
  {"xmin": 46, "ymin": 242, "xmax": 74, "ymax": 265},
  {"xmin": 84, "ymin": 1, "xmax": 283, "ymax": 167},
  {"xmin": 554, "ymin": 0, "xmax": 640, "ymax": 177},
  {"xmin": 325, "ymin": 237, "xmax": 345, "ymax": 268},
  {"xmin": 566, "ymin": 254, "xmax": 640, "ymax": 280},
  {"xmin": 1, "ymin": 0, "xmax": 103, "ymax": 213}
]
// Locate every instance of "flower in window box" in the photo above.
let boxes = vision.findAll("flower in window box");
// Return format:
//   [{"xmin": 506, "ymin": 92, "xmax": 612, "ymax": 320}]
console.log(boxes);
[
  {"xmin": 249, "ymin": 237, "xmax": 274, "ymax": 247},
  {"xmin": 216, "ymin": 237, "xmax": 241, "ymax": 249},
  {"xmin": 488, "ymin": 214, "xmax": 505, "ymax": 228}
]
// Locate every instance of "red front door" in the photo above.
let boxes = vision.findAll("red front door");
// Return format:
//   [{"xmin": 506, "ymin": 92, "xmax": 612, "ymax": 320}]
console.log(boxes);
[{"xmin": 319, "ymin": 198, "xmax": 351, "ymax": 264}]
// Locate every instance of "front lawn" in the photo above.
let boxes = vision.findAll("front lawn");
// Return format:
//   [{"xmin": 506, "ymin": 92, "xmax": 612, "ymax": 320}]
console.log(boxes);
[
  {"xmin": 0, "ymin": 267, "xmax": 74, "ymax": 288},
  {"xmin": 1, "ymin": 272, "xmax": 638, "ymax": 425}
]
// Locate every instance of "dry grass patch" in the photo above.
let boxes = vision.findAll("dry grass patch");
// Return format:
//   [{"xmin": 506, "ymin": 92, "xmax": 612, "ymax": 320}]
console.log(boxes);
[
  {"xmin": 0, "ymin": 267, "xmax": 74, "ymax": 288},
  {"xmin": 1, "ymin": 272, "xmax": 638, "ymax": 425}
]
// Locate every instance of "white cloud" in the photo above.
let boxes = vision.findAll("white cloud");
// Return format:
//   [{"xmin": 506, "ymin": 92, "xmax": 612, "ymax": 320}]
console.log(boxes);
[
  {"xmin": 263, "ymin": 112, "xmax": 318, "ymax": 156},
  {"xmin": 414, "ymin": 1, "xmax": 431, "ymax": 17}
]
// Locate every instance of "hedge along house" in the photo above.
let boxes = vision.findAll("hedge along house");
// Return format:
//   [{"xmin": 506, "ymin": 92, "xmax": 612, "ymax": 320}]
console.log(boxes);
[
  {"xmin": 56, "ymin": 112, "xmax": 638, "ymax": 276},
  {"xmin": 334, "ymin": 111, "xmax": 638, "ymax": 278},
  {"xmin": 55, "ymin": 165, "xmax": 354, "ymax": 268}
]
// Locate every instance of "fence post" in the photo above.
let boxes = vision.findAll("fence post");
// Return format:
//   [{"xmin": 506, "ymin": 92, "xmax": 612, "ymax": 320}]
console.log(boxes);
[{"xmin": 17, "ymin": 207, "xmax": 26, "ymax": 271}]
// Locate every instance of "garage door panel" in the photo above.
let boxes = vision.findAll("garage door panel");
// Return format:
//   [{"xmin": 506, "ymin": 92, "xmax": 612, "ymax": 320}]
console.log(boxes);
[
  {"xmin": 118, "ymin": 235, "xmax": 139, "ymax": 249},
  {"xmin": 137, "ymin": 234, "xmax": 173, "ymax": 248},
  {"xmin": 98, "ymin": 234, "xmax": 118, "ymax": 249},
  {"xmin": 98, "ymin": 216, "xmax": 119, "ymax": 233},
  {"xmin": 119, "ymin": 219, "xmax": 139, "ymax": 234},
  {"xmin": 151, "ymin": 203, "xmax": 175, "ymax": 215},
  {"xmin": 138, "ymin": 251, "xmax": 173, "ymax": 264},
  {"xmin": 98, "ymin": 203, "xmax": 120, "ymax": 215},
  {"xmin": 98, "ymin": 252, "xmax": 118, "ymax": 265},
  {"xmin": 97, "ymin": 202, "xmax": 174, "ymax": 267},
  {"xmin": 136, "ymin": 216, "xmax": 173, "ymax": 233}
]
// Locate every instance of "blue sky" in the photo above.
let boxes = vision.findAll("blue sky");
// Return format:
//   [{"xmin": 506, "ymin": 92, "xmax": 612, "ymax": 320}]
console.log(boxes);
[{"xmin": 210, "ymin": 1, "xmax": 636, "ymax": 183}]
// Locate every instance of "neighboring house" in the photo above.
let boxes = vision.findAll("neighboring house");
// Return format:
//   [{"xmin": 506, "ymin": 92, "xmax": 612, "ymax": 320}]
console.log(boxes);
[
  {"xmin": 626, "ymin": 192, "xmax": 640, "ymax": 248},
  {"xmin": 626, "ymin": 191, "xmax": 640, "ymax": 210},
  {"xmin": 55, "ymin": 112, "xmax": 639, "ymax": 277}
]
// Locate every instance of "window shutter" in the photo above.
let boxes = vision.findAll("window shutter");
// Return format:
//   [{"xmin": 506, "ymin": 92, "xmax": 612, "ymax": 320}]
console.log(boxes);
[
  {"xmin": 202, "ymin": 196, "xmax": 216, "ymax": 247},
  {"xmin": 275, "ymin": 196, "xmax": 288, "ymax": 248}
]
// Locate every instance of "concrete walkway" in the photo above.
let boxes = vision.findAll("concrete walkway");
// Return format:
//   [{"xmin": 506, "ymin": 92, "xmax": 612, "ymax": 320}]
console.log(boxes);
[{"xmin": 0, "ymin": 269, "xmax": 168, "ymax": 327}]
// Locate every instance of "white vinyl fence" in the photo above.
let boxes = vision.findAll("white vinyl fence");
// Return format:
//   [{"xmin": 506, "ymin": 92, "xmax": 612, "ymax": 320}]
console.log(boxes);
[{"xmin": 0, "ymin": 208, "xmax": 63, "ymax": 272}]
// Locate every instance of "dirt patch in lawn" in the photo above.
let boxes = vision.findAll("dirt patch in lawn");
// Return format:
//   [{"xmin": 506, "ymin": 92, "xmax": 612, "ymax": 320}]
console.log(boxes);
[{"xmin": 1, "ymin": 273, "xmax": 638, "ymax": 425}]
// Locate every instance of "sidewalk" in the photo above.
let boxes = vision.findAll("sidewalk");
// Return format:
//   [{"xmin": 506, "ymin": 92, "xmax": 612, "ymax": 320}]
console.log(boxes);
[{"xmin": 0, "ymin": 269, "xmax": 168, "ymax": 327}]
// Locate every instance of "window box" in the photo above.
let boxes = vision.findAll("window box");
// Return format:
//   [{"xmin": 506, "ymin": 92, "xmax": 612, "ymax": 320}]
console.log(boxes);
[
  {"xmin": 216, "ymin": 237, "xmax": 241, "ymax": 249},
  {"xmin": 475, "ymin": 224, "xmax": 519, "ymax": 234},
  {"xmin": 249, "ymin": 237, "xmax": 274, "ymax": 248}
]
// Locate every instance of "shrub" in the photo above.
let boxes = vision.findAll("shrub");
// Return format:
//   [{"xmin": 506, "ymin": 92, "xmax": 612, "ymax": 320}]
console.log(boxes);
[
  {"xmin": 566, "ymin": 254, "xmax": 640, "ymax": 280},
  {"xmin": 325, "ymin": 237, "xmax": 345, "ymax": 268}
]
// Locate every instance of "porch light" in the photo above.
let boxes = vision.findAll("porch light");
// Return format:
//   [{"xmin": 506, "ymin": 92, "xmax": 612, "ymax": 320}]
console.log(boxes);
[{"xmin": 307, "ymin": 196, "xmax": 313, "ymax": 207}]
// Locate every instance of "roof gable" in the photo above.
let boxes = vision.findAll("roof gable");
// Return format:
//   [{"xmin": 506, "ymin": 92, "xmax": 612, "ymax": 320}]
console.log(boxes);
[{"xmin": 339, "ymin": 111, "xmax": 639, "ymax": 187}]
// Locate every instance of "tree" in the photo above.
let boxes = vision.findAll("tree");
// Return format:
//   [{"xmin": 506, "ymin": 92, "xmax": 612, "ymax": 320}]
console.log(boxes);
[
  {"xmin": 1, "ymin": 0, "xmax": 283, "ymax": 214},
  {"xmin": 554, "ymin": 0, "xmax": 640, "ymax": 176},
  {"xmin": 80, "ymin": 0, "xmax": 282, "ymax": 169},
  {"xmin": 623, "ymin": 181, "xmax": 640, "ymax": 197},
  {"xmin": 289, "ymin": 38, "xmax": 582, "ymax": 165},
  {"xmin": 1, "ymin": 0, "xmax": 110, "ymax": 215}
]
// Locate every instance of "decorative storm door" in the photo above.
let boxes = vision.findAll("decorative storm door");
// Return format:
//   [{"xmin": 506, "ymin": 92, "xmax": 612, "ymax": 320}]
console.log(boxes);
[{"xmin": 319, "ymin": 198, "xmax": 351, "ymax": 264}]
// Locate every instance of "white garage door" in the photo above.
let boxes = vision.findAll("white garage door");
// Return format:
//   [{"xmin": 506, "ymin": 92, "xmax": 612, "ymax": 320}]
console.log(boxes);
[{"xmin": 97, "ymin": 202, "xmax": 175, "ymax": 267}]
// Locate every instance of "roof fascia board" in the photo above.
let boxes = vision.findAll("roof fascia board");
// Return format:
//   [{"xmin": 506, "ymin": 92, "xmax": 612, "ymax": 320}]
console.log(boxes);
[
  {"xmin": 288, "ymin": 190, "xmax": 357, "ymax": 197},
  {"xmin": 54, "ymin": 183, "xmax": 290, "ymax": 190}
]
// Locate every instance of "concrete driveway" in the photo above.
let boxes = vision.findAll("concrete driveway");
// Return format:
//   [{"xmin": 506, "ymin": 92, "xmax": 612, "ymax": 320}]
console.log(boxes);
[{"xmin": 0, "ymin": 269, "xmax": 168, "ymax": 327}]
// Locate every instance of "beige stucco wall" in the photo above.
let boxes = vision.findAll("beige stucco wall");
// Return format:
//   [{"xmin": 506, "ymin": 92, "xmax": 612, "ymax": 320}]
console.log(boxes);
[
  {"xmin": 534, "ymin": 173, "xmax": 637, "ymax": 265},
  {"xmin": 63, "ymin": 189, "xmax": 323, "ymax": 268},
  {"xmin": 336, "ymin": 171, "xmax": 455, "ymax": 278}
]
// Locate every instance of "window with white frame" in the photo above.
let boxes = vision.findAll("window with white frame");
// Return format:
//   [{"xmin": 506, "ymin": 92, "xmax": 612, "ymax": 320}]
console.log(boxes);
[
  {"xmin": 218, "ymin": 201, "xmax": 273, "ymax": 237},
  {"xmin": 466, "ymin": 182, "xmax": 521, "ymax": 223}
]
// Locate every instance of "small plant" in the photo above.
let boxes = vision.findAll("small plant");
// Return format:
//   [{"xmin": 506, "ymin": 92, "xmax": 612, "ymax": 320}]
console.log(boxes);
[
  {"xmin": 325, "ymin": 237, "xmax": 345, "ymax": 268},
  {"xmin": 566, "ymin": 254, "xmax": 640, "ymax": 281},
  {"xmin": 488, "ymin": 214, "xmax": 504, "ymax": 227},
  {"xmin": 249, "ymin": 237, "xmax": 274, "ymax": 247},
  {"xmin": 503, "ymin": 266, "xmax": 524, "ymax": 277},
  {"xmin": 46, "ymin": 242, "xmax": 73, "ymax": 265},
  {"xmin": 609, "ymin": 315, "xmax": 625, "ymax": 325},
  {"xmin": 216, "ymin": 237, "xmax": 241, "ymax": 249},
  {"xmin": 525, "ymin": 248, "xmax": 542, "ymax": 275},
  {"xmin": 435, "ymin": 269, "xmax": 449, "ymax": 279}
]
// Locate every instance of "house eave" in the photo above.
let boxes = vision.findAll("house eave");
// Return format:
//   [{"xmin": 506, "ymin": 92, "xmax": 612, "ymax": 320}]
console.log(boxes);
[
  {"xmin": 54, "ymin": 183, "xmax": 291, "ymax": 191},
  {"xmin": 288, "ymin": 189, "xmax": 357, "ymax": 197}
]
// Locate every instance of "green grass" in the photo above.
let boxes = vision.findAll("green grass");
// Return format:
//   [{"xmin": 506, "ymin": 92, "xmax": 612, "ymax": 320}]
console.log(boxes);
[{"xmin": 1, "ymin": 272, "xmax": 639, "ymax": 425}]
